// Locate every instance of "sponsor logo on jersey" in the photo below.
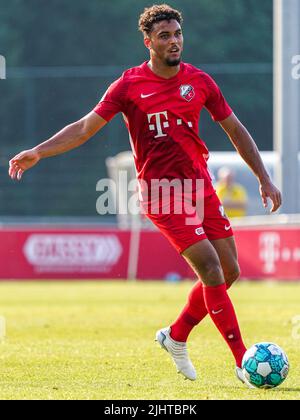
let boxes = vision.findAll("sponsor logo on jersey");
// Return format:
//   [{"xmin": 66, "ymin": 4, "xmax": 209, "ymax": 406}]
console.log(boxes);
[{"xmin": 180, "ymin": 85, "xmax": 195, "ymax": 102}]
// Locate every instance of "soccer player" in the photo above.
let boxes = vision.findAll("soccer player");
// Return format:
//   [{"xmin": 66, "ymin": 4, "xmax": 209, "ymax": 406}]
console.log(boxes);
[{"xmin": 9, "ymin": 4, "xmax": 281, "ymax": 386}]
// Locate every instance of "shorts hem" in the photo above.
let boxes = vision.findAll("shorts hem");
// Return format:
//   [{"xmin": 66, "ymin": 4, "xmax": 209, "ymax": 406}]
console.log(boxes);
[
  {"xmin": 206, "ymin": 231, "xmax": 234, "ymax": 241},
  {"xmin": 178, "ymin": 235, "xmax": 208, "ymax": 254},
  {"xmin": 178, "ymin": 231, "xmax": 234, "ymax": 253}
]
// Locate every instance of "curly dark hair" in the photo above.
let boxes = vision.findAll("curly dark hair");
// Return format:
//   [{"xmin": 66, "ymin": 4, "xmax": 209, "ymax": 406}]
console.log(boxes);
[{"xmin": 138, "ymin": 4, "xmax": 183, "ymax": 36}]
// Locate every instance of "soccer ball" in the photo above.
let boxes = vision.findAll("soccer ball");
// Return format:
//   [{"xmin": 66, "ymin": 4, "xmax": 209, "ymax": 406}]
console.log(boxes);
[{"xmin": 242, "ymin": 342, "xmax": 289, "ymax": 389}]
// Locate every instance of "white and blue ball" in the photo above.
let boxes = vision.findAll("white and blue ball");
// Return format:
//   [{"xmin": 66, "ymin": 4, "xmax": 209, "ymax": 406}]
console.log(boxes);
[{"xmin": 242, "ymin": 342, "xmax": 289, "ymax": 389}]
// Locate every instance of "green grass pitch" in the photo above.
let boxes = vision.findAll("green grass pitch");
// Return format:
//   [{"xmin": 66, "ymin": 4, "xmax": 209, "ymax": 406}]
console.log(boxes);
[{"xmin": 0, "ymin": 280, "xmax": 299, "ymax": 400}]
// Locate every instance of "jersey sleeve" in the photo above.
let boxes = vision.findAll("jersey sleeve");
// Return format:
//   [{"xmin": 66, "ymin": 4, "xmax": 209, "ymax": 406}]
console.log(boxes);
[
  {"xmin": 201, "ymin": 73, "xmax": 232, "ymax": 122},
  {"xmin": 93, "ymin": 76, "xmax": 128, "ymax": 122}
]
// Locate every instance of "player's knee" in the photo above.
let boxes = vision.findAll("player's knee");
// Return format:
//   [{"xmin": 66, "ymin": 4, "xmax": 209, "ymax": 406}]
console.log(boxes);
[
  {"xmin": 225, "ymin": 265, "xmax": 241, "ymax": 289},
  {"xmin": 201, "ymin": 262, "xmax": 224, "ymax": 287}
]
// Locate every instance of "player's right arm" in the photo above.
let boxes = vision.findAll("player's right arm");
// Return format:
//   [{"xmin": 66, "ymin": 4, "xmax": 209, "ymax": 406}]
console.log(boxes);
[{"xmin": 8, "ymin": 112, "xmax": 107, "ymax": 180}]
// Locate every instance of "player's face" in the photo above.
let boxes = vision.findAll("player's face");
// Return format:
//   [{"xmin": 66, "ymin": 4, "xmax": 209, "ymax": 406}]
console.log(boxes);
[{"xmin": 146, "ymin": 20, "xmax": 183, "ymax": 66}]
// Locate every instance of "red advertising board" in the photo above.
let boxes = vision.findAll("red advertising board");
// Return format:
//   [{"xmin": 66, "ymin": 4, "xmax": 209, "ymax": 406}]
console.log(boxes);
[
  {"xmin": 0, "ymin": 225, "xmax": 299, "ymax": 280},
  {"xmin": 0, "ymin": 227, "xmax": 130, "ymax": 280},
  {"xmin": 235, "ymin": 227, "xmax": 300, "ymax": 280}
]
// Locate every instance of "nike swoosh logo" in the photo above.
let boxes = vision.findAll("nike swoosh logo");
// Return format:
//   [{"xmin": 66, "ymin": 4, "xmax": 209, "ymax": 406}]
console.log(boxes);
[
  {"xmin": 212, "ymin": 309, "xmax": 223, "ymax": 315},
  {"xmin": 225, "ymin": 225, "xmax": 231, "ymax": 231},
  {"xmin": 141, "ymin": 92, "xmax": 157, "ymax": 99}
]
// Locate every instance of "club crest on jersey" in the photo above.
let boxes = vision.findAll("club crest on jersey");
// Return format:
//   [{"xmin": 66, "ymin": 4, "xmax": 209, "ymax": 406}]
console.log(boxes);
[
  {"xmin": 195, "ymin": 227, "xmax": 205, "ymax": 236},
  {"xmin": 180, "ymin": 85, "xmax": 195, "ymax": 102}
]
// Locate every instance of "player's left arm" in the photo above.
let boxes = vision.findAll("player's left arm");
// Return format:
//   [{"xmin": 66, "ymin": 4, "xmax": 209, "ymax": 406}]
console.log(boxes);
[{"xmin": 219, "ymin": 112, "xmax": 282, "ymax": 213}]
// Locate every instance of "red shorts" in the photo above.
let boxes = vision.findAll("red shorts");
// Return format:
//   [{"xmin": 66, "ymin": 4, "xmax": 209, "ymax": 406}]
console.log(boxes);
[{"xmin": 145, "ymin": 192, "xmax": 233, "ymax": 254}]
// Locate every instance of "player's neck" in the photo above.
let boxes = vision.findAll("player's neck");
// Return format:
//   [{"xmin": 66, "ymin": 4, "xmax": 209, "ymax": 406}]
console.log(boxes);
[{"xmin": 147, "ymin": 59, "xmax": 181, "ymax": 79}]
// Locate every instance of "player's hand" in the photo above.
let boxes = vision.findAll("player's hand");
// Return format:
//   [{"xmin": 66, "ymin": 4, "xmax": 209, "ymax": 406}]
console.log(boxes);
[
  {"xmin": 259, "ymin": 180, "xmax": 282, "ymax": 213},
  {"xmin": 8, "ymin": 149, "xmax": 40, "ymax": 181}
]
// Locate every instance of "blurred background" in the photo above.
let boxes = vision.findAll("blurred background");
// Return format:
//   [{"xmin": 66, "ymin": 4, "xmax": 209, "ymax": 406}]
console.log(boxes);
[
  {"xmin": 0, "ymin": 0, "xmax": 299, "ymax": 281},
  {"xmin": 0, "ymin": 0, "xmax": 274, "ymax": 218}
]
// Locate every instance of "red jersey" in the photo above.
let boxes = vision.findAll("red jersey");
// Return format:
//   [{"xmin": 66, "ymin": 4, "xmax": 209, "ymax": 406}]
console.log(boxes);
[{"xmin": 94, "ymin": 61, "xmax": 232, "ymax": 199}]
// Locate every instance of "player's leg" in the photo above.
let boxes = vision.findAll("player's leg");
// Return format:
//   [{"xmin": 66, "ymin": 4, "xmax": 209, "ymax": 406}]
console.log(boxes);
[
  {"xmin": 151, "ymin": 200, "xmax": 245, "ymax": 376},
  {"xmin": 210, "ymin": 236, "xmax": 240, "ymax": 288},
  {"xmin": 170, "ymin": 237, "xmax": 239, "ymax": 342},
  {"xmin": 151, "ymin": 210, "xmax": 207, "ymax": 380},
  {"xmin": 208, "ymin": 237, "xmax": 252, "ymax": 385},
  {"xmin": 181, "ymin": 239, "xmax": 247, "ymax": 369},
  {"xmin": 169, "ymin": 279, "xmax": 207, "ymax": 342},
  {"xmin": 202, "ymin": 192, "xmax": 240, "ymax": 287},
  {"xmin": 170, "ymin": 238, "xmax": 225, "ymax": 340},
  {"xmin": 171, "ymin": 193, "xmax": 244, "ymax": 356},
  {"xmin": 169, "ymin": 219, "xmax": 239, "ymax": 344}
]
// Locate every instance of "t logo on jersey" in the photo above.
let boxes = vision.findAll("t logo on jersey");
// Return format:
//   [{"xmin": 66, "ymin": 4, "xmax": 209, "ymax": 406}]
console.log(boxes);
[
  {"xmin": 180, "ymin": 85, "xmax": 195, "ymax": 102},
  {"xmin": 147, "ymin": 111, "xmax": 169, "ymax": 138}
]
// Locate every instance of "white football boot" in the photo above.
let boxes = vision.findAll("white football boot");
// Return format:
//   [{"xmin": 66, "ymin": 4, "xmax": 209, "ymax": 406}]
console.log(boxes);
[
  {"xmin": 235, "ymin": 367, "xmax": 255, "ymax": 389},
  {"xmin": 155, "ymin": 327, "xmax": 197, "ymax": 381}
]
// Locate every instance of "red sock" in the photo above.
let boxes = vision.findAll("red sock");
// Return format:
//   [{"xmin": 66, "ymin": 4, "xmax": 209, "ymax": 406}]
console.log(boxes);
[
  {"xmin": 170, "ymin": 281, "xmax": 233, "ymax": 343},
  {"xmin": 203, "ymin": 283, "xmax": 246, "ymax": 368},
  {"xmin": 170, "ymin": 281, "xmax": 207, "ymax": 342}
]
